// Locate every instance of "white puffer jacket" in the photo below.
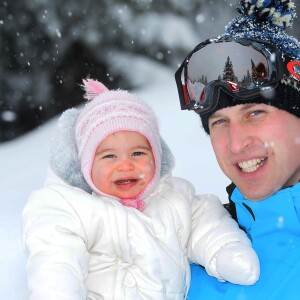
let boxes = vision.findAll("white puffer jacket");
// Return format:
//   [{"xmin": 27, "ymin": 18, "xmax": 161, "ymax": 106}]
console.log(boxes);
[{"xmin": 22, "ymin": 108, "xmax": 257, "ymax": 300}]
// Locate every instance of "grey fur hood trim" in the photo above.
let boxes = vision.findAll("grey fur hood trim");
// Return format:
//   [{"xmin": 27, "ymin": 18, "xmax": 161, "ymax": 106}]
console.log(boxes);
[{"xmin": 49, "ymin": 107, "xmax": 175, "ymax": 193}]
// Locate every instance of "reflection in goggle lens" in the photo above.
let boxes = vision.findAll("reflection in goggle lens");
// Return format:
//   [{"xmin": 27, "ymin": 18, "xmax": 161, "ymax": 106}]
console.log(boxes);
[{"xmin": 186, "ymin": 42, "xmax": 269, "ymax": 103}]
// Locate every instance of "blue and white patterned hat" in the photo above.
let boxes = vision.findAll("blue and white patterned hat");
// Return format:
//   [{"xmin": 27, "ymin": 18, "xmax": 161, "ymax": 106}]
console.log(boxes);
[
  {"xmin": 222, "ymin": 0, "xmax": 300, "ymax": 91},
  {"xmin": 224, "ymin": 0, "xmax": 300, "ymax": 60},
  {"xmin": 200, "ymin": 0, "xmax": 300, "ymax": 134}
]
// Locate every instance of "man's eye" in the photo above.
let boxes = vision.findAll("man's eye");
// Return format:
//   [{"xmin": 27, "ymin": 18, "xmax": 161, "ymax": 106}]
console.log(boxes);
[
  {"xmin": 249, "ymin": 110, "xmax": 264, "ymax": 116},
  {"xmin": 215, "ymin": 119, "xmax": 226, "ymax": 125},
  {"xmin": 210, "ymin": 118, "xmax": 226, "ymax": 127}
]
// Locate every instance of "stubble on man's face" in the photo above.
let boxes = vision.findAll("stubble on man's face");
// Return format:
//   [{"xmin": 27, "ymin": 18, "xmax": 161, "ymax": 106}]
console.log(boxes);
[{"xmin": 209, "ymin": 104, "xmax": 300, "ymax": 201}]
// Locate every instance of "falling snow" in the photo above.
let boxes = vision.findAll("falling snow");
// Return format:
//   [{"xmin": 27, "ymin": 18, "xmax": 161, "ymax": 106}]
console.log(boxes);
[
  {"xmin": 1, "ymin": 0, "xmax": 300, "ymax": 298},
  {"xmin": 1, "ymin": 0, "xmax": 255, "ymax": 142}
]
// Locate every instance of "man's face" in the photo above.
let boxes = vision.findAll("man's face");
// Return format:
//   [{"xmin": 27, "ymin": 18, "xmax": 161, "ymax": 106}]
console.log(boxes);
[{"xmin": 208, "ymin": 103, "xmax": 300, "ymax": 201}]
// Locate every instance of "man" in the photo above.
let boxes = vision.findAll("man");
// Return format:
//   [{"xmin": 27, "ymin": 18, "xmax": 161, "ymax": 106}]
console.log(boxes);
[{"xmin": 176, "ymin": 0, "xmax": 300, "ymax": 299}]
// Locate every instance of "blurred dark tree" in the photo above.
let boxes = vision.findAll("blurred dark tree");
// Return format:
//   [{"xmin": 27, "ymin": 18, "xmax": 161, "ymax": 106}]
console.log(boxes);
[{"xmin": 0, "ymin": 0, "xmax": 299, "ymax": 142}]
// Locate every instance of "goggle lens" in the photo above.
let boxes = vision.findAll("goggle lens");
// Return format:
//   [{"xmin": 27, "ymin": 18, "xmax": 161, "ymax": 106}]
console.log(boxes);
[{"xmin": 176, "ymin": 39, "xmax": 280, "ymax": 115}]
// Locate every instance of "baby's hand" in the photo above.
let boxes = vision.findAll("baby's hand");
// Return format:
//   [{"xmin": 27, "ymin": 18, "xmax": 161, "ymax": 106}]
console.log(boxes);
[{"xmin": 211, "ymin": 242, "xmax": 260, "ymax": 285}]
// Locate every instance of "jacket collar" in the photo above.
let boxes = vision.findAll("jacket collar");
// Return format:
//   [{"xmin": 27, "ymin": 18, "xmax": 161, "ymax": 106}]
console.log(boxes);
[{"xmin": 230, "ymin": 182, "xmax": 300, "ymax": 236}]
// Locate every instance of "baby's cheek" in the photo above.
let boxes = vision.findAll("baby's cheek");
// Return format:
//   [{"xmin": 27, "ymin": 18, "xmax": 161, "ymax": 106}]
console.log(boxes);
[{"xmin": 140, "ymin": 160, "xmax": 155, "ymax": 177}]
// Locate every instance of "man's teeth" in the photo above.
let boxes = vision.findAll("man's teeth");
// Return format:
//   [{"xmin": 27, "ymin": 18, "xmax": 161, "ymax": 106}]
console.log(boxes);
[{"xmin": 238, "ymin": 158, "xmax": 266, "ymax": 173}]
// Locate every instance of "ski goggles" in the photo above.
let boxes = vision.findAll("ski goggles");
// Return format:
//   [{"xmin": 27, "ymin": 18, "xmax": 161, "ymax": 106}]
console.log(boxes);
[{"xmin": 175, "ymin": 37, "xmax": 292, "ymax": 116}]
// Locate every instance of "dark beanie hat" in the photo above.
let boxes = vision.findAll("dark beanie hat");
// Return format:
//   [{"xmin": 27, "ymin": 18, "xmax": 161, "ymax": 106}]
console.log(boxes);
[{"xmin": 201, "ymin": 0, "xmax": 300, "ymax": 134}]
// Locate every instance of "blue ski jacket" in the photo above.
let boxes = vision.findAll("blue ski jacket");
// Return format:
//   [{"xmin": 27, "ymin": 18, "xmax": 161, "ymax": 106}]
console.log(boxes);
[{"xmin": 187, "ymin": 182, "xmax": 300, "ymax": 300}]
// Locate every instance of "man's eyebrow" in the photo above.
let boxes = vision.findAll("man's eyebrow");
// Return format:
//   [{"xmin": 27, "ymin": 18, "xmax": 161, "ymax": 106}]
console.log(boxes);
[
  {"xmin": 239, "ymin": 103, "xmax": 262, "ymax": 110},
  {"xmin": 209, "ymin": 111, "xmax": 223, "ymax": 119},
  {"xmin": 209, "ymin": 103, "xmax": 263, "ymax": 119}
]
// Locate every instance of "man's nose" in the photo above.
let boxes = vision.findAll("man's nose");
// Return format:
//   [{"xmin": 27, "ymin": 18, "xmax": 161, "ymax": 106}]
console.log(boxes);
[{"xmin": 228, "ymin": 123, "xmax": 253, "ymax": 154}]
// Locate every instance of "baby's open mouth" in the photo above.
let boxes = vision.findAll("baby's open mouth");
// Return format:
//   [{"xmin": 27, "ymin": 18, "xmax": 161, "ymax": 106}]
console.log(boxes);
[
  {"xmin": 238, "ymin": 158, "xmax": 267, "ymax": 173},
  {"xmin": 115, "ymin": 179, "xmax": 137, "ymax": 185}
]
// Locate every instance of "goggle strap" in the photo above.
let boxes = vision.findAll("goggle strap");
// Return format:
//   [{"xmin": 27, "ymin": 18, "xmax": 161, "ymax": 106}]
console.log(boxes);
[{"xmin": 182, "ymin": 84, "xmax": 189, "ymax": 108}]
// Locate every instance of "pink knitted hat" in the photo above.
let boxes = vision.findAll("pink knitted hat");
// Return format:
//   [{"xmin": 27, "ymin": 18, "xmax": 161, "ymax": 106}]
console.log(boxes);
[{"xmin": 75, "ymin": 79, "xmax": 162, "ymax": 209}]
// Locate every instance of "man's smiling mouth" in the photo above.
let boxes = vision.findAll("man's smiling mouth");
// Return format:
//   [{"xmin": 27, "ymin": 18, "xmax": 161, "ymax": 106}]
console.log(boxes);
[{"xmin": 238, "ymin": 158, "xmax": 267, "ymax": 173}]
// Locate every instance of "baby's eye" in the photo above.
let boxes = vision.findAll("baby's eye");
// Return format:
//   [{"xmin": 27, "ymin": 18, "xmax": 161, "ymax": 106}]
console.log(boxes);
[
  {"xmin": 103, "ymin": 154, "xmax": 116, "ymax": 159},
  {"xmin": 132, "ymin": 151, "xmax": 145, "ymax": 157}
]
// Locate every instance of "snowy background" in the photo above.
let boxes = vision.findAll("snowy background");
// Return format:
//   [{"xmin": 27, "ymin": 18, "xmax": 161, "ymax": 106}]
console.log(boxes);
[
  {"xmin": 1, "ymin": 0, "xmax": 300, "ymax": 298},
  {"xmin": 0, "ymin": 0, "xmax": 233, "ymax": 141}
]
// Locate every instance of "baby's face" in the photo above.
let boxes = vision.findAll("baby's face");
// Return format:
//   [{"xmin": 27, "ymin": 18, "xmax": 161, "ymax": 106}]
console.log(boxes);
[{"xmin": 92, "ymin": 131, "xmax": 155, "ymax": 199}]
